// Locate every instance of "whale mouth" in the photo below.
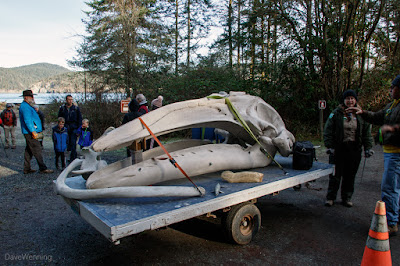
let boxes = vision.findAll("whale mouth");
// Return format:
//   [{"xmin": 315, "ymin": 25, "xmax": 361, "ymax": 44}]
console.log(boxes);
[{"xmin": 67, "ymin": 91, "xmax": 295, "ymax": 193}]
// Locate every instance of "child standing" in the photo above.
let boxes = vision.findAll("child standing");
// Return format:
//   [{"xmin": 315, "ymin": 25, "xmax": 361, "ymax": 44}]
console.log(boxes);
[
  {"xmin": 77, "ymin": 118, "xmax": 93, "ymax": 148},
  {"xmin": 52, "ymin": 117, "xmax": 69, "ymax": 169}
]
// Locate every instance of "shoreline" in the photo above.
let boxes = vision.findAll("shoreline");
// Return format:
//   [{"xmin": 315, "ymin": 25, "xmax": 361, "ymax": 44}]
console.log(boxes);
[{"xmin": 0, "ymin": 92, "xmax": 126, "ymax": 106}]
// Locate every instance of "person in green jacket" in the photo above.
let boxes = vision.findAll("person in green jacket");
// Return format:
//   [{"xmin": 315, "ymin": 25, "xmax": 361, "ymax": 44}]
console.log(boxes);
[{"xmin": 323, "ymin": 89, "xmax": 374, "ymax": 207}]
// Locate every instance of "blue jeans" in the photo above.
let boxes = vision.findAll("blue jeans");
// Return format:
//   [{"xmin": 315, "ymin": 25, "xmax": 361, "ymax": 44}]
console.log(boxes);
[{"xmin": 382, "ymin": 153, "xmax": 400, "ymax": 225}]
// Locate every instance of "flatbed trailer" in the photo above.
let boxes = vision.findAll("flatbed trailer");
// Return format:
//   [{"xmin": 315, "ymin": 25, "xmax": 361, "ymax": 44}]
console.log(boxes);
[{"xmin": 58, "ymin": 156, "xmax": 333, "ymax": 245}]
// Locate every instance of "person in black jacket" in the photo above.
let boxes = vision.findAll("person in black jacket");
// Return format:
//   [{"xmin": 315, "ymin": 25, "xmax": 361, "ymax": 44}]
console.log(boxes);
[
  {"xmin": 323, "ymin": 90, "xmax": 373, "ymax": 208},
  {"xmin": 122, "ymin": 98, "xmax": 144, "ymax": 157},
  {"xmin": 58, "ymin": 95, "xmax": 82, "ymax": 163},
  {"xmin": 34, "ymin": 105, "xmax": 45, "ymax": 147}
]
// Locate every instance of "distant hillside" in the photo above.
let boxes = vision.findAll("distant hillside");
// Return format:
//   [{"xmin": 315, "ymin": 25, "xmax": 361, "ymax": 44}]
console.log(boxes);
[{"xmin": 0, "ymin": 63, "xmax": 71, "ymax": 92}]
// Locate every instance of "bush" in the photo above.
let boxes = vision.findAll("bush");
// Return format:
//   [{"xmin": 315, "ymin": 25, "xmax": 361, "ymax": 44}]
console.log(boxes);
[{"xmin": 44, "ymin": 94, "xmax": 124, "ymax": 139}]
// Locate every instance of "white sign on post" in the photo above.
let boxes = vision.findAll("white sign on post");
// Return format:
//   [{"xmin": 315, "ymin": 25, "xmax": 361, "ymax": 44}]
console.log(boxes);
[{"xmin": 318, "ymin": 100, "xmax": 326, "ymax": 110}]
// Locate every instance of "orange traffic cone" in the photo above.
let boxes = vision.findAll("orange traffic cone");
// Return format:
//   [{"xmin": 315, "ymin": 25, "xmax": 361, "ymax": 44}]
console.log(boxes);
[{"xmin": 361, "ymin": 201, "xmax": 392, "ymax": 266}]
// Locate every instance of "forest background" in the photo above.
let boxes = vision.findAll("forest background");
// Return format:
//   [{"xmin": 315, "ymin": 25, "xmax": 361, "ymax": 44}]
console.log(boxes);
[{"xmin": 2, "ymin": 0, "xmax": 400, "ymax": 140}]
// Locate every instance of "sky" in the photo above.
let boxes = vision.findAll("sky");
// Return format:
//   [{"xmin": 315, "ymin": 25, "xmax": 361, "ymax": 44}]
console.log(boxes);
[{"xmin": 0, "ymin": 0, "xmax": 87, "ymax": 70}]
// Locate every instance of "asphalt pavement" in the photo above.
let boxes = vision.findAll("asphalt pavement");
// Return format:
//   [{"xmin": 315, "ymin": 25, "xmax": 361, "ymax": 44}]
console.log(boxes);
[{"xmin": 0, "ymin": 128, "xmax": 399, "ymax": 265}]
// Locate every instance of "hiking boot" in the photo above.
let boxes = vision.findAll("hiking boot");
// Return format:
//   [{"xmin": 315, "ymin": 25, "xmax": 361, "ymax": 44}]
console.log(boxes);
[
  {"xmin": 11, "ymin": 145, "xmax": 16, "ymax": 149},
  {"xmin": 342, "ymin": 200, "xmax": 353, "ymax": 207},
  {"xmin": 4, "ymin": 146, "xmax": 9, "ymax": 149},
  {"xmin": 40, "ymin": 169, "xmax": 54, "ymax": 174},
  {"xmin": 23, "ymin": 169, "xmax": 36, "ymax": 174},
  {"xmin": 325, "ymin": 200, "xmax": 334, "ymax": 207},
  {"xmin": 388, "ymin": 224, "xmax": 398, "ymax": 236}
]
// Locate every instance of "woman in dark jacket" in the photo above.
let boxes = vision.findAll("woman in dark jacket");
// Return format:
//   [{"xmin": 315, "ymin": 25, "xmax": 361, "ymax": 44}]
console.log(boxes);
[
  {"xmin": 323, "ymin": 90, "xmax": 374, "ymax": 207},
  {"xmin": 122, "ymin": 99, "xmax": 145, "ymax": 157}
]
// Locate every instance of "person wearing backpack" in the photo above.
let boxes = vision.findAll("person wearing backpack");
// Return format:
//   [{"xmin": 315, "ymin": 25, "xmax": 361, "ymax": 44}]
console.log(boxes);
[
  {"xmin": 323, "ymin": 90, "xmax": 373, "ymax": 208},
  {"xmin": 1, "ymin": 103, "xmax": 17, "ymax": 149}
]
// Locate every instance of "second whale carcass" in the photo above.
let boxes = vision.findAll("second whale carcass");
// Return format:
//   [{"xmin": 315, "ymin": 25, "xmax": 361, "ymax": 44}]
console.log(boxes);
[{"xmin": 86, "ymin": 91, "xmax": 295, "ymax": 189}]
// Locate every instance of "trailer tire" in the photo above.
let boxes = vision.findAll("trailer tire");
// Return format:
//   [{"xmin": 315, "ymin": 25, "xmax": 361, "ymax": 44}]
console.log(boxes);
[{"xmin": 223, "ymin": 202, "xmax": 261, "ymax": 245}]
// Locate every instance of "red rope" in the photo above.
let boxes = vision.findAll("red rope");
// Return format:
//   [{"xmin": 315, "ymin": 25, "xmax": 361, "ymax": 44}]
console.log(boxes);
[{"xmin": 138, "ymin": 117, "xmax": 203, "ymax": 195}]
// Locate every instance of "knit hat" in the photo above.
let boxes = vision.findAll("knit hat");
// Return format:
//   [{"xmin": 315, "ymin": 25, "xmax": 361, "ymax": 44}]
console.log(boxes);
[
  {"xmin": 136, "ymin": 94, "xmax": 147, "ymax": 104},
  {"xmin": 391, "ymin": 75, "xmax": 400, "ymax": 88},
  {"xmin": 6, "ymin": 103, "xmax": 13, "ymax": 108},
  {"xmin": 151, "ymin": 96, "xmax": 163, "ymax": 109},
  {"xmin": 343, "ymin": 89, "xmax": 358, "ymax": 102}
]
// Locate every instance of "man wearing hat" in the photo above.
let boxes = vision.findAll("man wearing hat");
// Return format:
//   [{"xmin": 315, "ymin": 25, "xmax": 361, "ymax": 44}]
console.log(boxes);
[
  {"xmin": 348, "ymin": 74, "xmax": 400, "ymax": 236},
  {"xmin": 1, "ymin": 103, "xmax": 17, "ymax": 149},
  {"xmin": 19, "ymin": 90, "xmax": 53, "ymax": 174}
]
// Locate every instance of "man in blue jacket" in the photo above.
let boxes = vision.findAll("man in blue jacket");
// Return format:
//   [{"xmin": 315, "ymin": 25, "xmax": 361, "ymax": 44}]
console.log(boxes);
[
  {"xmin": 19, "ymin": 90, "xmax": 53, "ymax": 174},
  {"xmin": 58, "ymin": 95, "xmax": 82, "ymax": 163}
]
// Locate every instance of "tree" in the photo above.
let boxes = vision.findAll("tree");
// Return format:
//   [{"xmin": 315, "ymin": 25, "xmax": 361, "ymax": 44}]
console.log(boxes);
[{"xmin": 69, "ymin": 0, "xmax": 172, "ymax": 95}]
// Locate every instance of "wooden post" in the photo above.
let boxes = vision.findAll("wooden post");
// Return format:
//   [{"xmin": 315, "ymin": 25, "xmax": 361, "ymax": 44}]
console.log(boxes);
[
  {"xmin": 318, "ymin": 100, "xmax": 326, "ymax": 142},
  {"xmin": 320, "ymin": 109, "xmax": 324, "ymax": 142}
]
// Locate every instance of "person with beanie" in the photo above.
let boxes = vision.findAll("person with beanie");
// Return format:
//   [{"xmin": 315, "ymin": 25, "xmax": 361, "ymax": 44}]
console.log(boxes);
[
  {"xmin": 151, "ymin": 95, "xmax": 163, "ymax": 110},
  {"xmin": 1, "ymin": 103, "xmax": 17, "ymax": 149},
  {"xmin": 149, "ymin": 96, "xmax": 164, "ymax": 149},
  {"xmin": 347, "ymin": 75, "xmax": 400, "ymax": 236},
  {"xmin": 323, "ymin": 89, "xmax": 373, "ymax": 208}
]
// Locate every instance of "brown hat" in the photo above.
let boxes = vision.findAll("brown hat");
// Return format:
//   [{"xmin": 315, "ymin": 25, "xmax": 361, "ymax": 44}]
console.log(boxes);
[{"xmin": 21, "ymin": 90, "xmax": 35, "ymax": 97}]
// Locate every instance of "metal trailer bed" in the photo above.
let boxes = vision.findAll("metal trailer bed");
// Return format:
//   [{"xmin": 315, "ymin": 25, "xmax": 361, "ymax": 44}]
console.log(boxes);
[{"xmin": 58, "ymin": 156, "xmax": 334, "ymax": 245}]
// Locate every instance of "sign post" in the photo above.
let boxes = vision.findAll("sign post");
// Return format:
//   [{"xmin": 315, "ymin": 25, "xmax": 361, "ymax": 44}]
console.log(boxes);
[{"xmin": 318, "ymin": 100, "xmax": 326, "ymax": 142}]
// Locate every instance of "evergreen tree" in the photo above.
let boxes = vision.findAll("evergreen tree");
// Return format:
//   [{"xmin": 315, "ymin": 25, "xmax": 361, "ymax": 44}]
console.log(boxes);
[{"xmin": 69, "ymin": 0, "xmax": 172, "ymax": 95}]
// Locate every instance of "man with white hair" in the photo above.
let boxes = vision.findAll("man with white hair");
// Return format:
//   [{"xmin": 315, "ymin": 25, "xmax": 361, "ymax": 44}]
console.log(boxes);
[
  {"xmin": 136, "ymin": 94, "xmax": 149, "ymax": 114},
  {"xmin": 19, "ymin": 90, "xmax": 53, "ymax": 174}
]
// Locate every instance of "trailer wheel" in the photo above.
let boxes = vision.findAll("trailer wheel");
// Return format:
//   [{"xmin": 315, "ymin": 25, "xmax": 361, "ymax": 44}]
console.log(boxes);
[{"xmin": 223, "ymin": 202, "xmax": 261, "ymax": 245}]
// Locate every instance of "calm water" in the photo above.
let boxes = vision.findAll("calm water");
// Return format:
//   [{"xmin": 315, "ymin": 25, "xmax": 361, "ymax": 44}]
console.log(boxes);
[{"xmin": 0, "ymin": 93, "xmax": 125, "ymax": 105}]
